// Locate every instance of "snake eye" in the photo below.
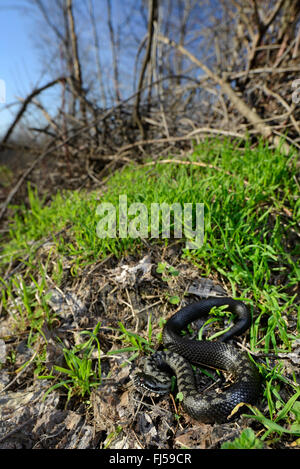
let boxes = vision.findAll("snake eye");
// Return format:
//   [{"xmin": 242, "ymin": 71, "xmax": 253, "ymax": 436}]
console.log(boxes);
[{"xmin": 133, "ymin": 372, "xmax": 170, "ymax": 395}]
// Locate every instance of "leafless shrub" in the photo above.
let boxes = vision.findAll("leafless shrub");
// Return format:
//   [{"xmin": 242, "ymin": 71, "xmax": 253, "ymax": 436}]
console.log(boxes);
[{"xmin": 1, "ymin": 1, "xmax": 300, "ymax": 164}]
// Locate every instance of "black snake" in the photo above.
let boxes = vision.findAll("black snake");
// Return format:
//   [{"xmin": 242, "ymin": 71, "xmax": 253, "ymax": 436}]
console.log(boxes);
[{"xmin": 133, "ymin": 297, "xmax": 261, "ymax": 423}]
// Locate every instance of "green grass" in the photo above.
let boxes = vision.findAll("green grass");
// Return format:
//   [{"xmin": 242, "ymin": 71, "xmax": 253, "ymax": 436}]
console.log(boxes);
[
  {"xmin": 0, "ymin": 137, "xmax": 299, "ymax": 447},
  {"xmin": 39, "ymin": 322, "xmax": 102, "ymax": 402},
  {"xmin": 107, "ymin": 319, "xmax": 156, "ymax": 363}
]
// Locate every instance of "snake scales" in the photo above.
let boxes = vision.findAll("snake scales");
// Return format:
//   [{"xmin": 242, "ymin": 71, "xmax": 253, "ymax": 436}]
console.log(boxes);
[{"xmin": 133, "ymin": 297, "xmax": 261, "ymax": 423}]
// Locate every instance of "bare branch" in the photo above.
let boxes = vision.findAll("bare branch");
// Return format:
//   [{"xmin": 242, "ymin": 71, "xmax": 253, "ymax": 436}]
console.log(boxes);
[
  {"xmin": 133, "ymin": 0, "xmax": 158, "ymax": 137},
  {"xmin": 1, "ymin": 77, "xmax": 66, "ymax": 145},
  {"xmin": 106, "ymin": 0, "xmax": 121, "ymax": 104},
  {"xmin": 66, "ymin": 0, "xmax": 86, "ymax": 124},
  {"xmin": 88, "ymin": 0, "xmax": 107, "ymax": 108}
]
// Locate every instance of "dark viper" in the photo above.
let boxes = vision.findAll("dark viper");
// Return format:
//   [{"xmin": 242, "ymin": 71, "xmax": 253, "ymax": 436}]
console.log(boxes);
[{"xmin": 133, "ymin": 297, "xmax": 261, "ymax": 423}]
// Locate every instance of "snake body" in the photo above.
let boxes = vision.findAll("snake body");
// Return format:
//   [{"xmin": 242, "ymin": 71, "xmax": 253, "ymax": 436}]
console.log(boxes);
[{"xmin": 134, "ymin": 298, "xmax": 261, "ymax": 423}]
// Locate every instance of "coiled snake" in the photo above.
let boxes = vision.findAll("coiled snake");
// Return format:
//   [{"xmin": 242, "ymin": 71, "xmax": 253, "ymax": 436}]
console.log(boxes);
[{"xmin": 133, "ymin": 298, "xmax": 261, "ymax": 423}]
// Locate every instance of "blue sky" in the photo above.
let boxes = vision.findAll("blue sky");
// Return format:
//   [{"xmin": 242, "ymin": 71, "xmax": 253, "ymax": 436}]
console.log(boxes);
[
  {"xmin": 0, "ymin": 0, "xmax": 136, "ymax": 138},
  {"xmin": 0, "ymin": 2, "xmax": 43, "ymax": 136}
]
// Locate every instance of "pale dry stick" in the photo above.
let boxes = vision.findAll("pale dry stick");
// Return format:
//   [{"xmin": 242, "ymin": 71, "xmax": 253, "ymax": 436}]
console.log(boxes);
[
  {"xmin": 118, "ymin": 298, "xmax": 135, "ymax": 319},
  {"xmin": 143, "ymin": 116, "xmax": 164, "ymax": 128},
  {"xmin": 131, "ymin": 387, "xmax": 175, "ymax": 424},
  {"xmin": 178, "ymin": 117, "xmax": 197, "ymax": 131},
  {"xmin": 136, "ymin": 299, "xmax": 162, "ymax": 315},
  {"xmin": 131, "ymin": 428, "xmax": 145, "ymax": 450},
  {"xmin": 185, "ymin": 127, "xmax": 244, "ymax": 140},
  {"xmin": 85, "ymin": 159, "xmax": 102, "ymax": 184},
  {"xmin": 143, "ymin": 158, "xmax": 249, "ymax": 186},
  {"xmin": 31, "ymin": 98, "xmax": 62, "ymax": 136},
  {"xmin": 133, "ymin": 0, "xmax": 158, "ymax": 137},
  {"xmin": 293, "ymin": 26, "xmax": 300, "ymax": 59},
  {"xmin": 218, "ymin": 93, "xmax": 230, "ymax": 127},
  {"xmin": 97, "ymin": 127, "xmax": 246, "ymax": 162},
  {"xmin": 262, "ymin": 85, "xmax": 300, "ymax": 135},
  {"xmin": 144, "ymin": 158, "xmax": 279, "ymax": 205},
  {"xmin": 0, "ymin": 348, "xmax": 40, "ymax": 395},
  {"xmin": 272, "ymin": 129, "xmax": 300, "ymax": 153},
  {"xmin": 87, "ymin": 0, "xmax": 107, "ymax": 108},
  {"xmin": 227, "ymin": 66, "xmax": 300, "ymax": 80},
  {"xmin": 152, "ymin": 21, "xmax": 170, "ymax": 140},
  {"xmin": 255, "ymin": 44, "xmax": 282, "ymax": 50},
  {"xmin": 274, "ymin": 36, "xmax": 297, "ymax": 69},
  {"xmin": 133, "ymin": 34, "xmax": 148, "ymax": 91},
  {"xmin": 32, "ymin": 426, "xmax": 66, "ymax": 448},
  {"xmin": 238, "ymin": 109, "xmax": 298, "ymax": 126},
  {"xmin": 106, "ymin": 0, "xmax": 121, "ymax": 104},
  {"xmin": 125, "ymin": 288, "xmax": 137, "ymax": 324},
  {"xmin": 67, "ymin": 0, "xmax": 86, "ymax": 123}
]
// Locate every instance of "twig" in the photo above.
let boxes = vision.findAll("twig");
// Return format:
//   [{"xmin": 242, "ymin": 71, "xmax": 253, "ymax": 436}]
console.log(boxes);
[
  {"xmin": 262, "ymin": 85, "xmax": 300, "ymax": 135},
  {"xmin": 0, "ymin": 348, "xmax": 39, "ymax": 395},
  {"xmin": 133, "ymin": 0, "xmax": 158, "ymax": 137},
  {"xmin": 143, "ymin": 158, "xmax": 249, "ymax": 188},
  {"xmin": 226, "ymin": 66, "xmax": 300, "ymax": 80},
  {"xmin": 91, "ymin": 127, "xmax": 246, "ymax": 161},
  {"xmin": 1, "ymin": 77, "xmax": 66, "ymax": 145}
]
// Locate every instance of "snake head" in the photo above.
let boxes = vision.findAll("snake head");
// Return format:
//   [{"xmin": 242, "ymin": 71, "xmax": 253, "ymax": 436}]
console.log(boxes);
[{"xmin": 132, "ymin": 371, "xmax": 171, "ymax": 396}]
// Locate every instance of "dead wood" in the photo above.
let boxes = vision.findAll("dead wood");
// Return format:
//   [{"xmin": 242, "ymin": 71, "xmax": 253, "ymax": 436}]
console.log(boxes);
[
  {"xmin": 133, "ymin": 0, "xmax": 159, "ymax": 138},
  {"xmin": 1, "ymin": 77, "xmax": 66, "ymax": 146}
]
